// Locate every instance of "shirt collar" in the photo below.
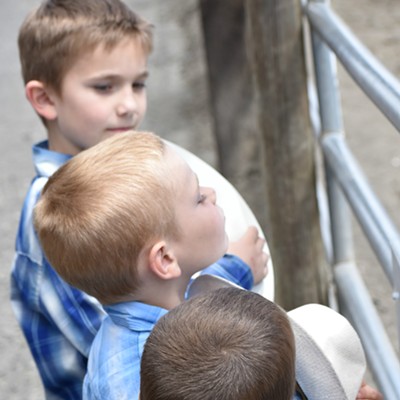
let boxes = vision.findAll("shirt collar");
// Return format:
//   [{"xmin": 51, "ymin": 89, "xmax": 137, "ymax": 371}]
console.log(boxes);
[
  {"xmin": 33, "ymin": 140, "xmax": 72, "ymax": 178},
  {"xmin": 104, "ymin": 301, "xmax": 168, "ymax": 332}
]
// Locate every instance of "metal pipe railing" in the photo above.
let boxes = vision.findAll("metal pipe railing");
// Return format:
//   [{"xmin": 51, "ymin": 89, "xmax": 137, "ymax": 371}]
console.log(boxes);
[
  {"xmin": 321, "ymin": 133, "xmax": 399, "ymax": 282},
  {"xmin": 335, "ymin": 261, "xmax": 400, "ymax": 399},
  {"xmin": 304, "ymin": 1, "xmax": 400, "ymax": 132},
  {"xmin": 305, "ymin": 0, "xmax": 400, "ymax": 397},
  {"xmin": 309, "ymin": 5, "xmax": 354, "ymax": 266},
  {"xmin": 321, "ymin": 133, "xmax": 400, "ymax": 398}
]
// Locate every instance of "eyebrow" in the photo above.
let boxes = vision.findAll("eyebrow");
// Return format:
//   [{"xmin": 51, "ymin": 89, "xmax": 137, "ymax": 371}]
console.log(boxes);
[
  {"xmin": 136, "ymin": 71, "xmax": 149, "ymax": 80},
  {"xmin": 87, "ymin": 70, "xmax": 149, "ymax": 81}
]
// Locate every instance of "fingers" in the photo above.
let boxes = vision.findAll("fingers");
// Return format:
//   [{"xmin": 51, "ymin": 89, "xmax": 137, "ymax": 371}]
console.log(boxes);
[
  {"xmin": 356, "ymin": 381, "xmax": 383, "ymax": 400},
  {"xmin": 226, "ymin": 226, "xmax": 269, "ymax": 285},
  {"xmin": 242, "ymin": 225, "xmax": 259, "ymax": 243},
  {"xmin": 244, "ymin": 226, "xmax": 265, "ymax": 249},
  {"xmin": 261, "ymin": 251, "xmax": 269, "ymax": 269},
  {"xmin": 256, "ymin": 235, "xmax": 265, "ymax": 252}
]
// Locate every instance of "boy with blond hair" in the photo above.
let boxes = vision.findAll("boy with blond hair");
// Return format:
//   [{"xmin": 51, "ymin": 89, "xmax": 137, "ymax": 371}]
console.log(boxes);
[
  {"xmin": 34, "ymin": 130, "xmax": 267, "ymax": 399},
  {"xmin": 11, "ymin": 1, "xmax": 267, "ymax": 398}
]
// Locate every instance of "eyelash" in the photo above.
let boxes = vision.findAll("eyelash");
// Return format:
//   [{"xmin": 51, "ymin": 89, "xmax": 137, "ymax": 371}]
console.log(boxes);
[
  {"xmin": 93, "ymin": 84, "xmax": 112, "ymax": 92},
  {"xmin": 133, "ymin": 81, "xmax": 146, "ymax": 90},
  {"xmin": 93, "ymin": 81, "xmax": 146, "ymax": 93}
]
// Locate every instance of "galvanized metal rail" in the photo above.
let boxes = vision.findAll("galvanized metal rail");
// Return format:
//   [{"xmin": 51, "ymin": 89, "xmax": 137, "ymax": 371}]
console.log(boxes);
[{"xmin": 303, "ymin": 0, "xmax": 400, "ymax": 398}]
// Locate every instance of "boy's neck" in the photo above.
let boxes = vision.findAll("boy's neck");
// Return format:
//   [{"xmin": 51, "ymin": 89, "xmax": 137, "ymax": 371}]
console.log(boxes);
[
  {"xmin": 132, "ymin": 276, "xmax": 190, "ymax": 310},
  {"xmin": 47, "ymin": 125, "xmax": 81, "ymax": 155}
]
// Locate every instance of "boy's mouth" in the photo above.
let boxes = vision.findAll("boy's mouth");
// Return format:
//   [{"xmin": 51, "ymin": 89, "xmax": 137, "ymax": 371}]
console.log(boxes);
[{"xmin": 107, "ymin": 127, "xmax": 133, "ymax": 133}]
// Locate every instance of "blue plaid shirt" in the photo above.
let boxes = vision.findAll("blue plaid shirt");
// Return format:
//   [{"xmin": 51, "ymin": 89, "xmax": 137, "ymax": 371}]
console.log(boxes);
[
  {"xmin": 11, "ymin": 141, "xmax": 106, "ymax": 399},
  {"xmin": 10, "ymin": 140, "xmax": 254, "ymax": 400},
  {"xmin": 83, "ymin": 255, "xmax": 253, "ymax": 400}
]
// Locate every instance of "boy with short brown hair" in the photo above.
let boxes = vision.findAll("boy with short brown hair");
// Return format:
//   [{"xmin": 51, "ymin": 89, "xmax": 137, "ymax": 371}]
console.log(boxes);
[
  {"xmin": 12, "ymin": 1, "xmax": 153, "ymax": 397},
  {"xmin": 140, "ymin": 287, "xmax": 296, "ymax": 400},
  {"xmin": 141, "ymin": 280, "xmax": 383, "ymax": 400},
  {"xmin": 18, "ymin": 0, "xmax": 152, "ymax": 154}
]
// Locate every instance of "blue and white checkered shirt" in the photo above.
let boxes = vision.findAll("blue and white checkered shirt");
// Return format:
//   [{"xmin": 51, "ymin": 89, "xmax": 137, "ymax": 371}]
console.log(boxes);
[
  {"xmin": 11, "ymin": 141, "xmax": 106, "ymax": 399},
  {"xmin": 10, "ymin": 140, "xmax": 254, "ymax": 399},
  {"xmin": 83, "ymin": 254, "xmax": 253, "ymax": 400}
]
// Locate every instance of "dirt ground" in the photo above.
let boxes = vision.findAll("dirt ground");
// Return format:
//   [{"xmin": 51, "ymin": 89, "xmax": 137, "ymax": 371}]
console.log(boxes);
[{"xmin": 1, "ymin": 0, "xmax": 399, "ymax": 398}]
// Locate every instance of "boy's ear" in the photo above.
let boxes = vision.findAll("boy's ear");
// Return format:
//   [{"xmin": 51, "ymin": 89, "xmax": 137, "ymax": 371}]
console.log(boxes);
[
  {"xmin": 25, "ymin": 80, "xmax": 58, "ymax": 121},
  {"xmin": 148, "ymin": 241, "xmax": 181, "ymax": 280}
]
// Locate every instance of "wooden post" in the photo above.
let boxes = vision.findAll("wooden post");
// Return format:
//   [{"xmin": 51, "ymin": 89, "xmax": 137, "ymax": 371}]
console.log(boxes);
[
  {"xmin": 199, "ymin": 0, "xmax": 269, "ymax": 228},
  {"xmin": 245, "ymin": 0, "xmax": 329, "ymax": 309}
]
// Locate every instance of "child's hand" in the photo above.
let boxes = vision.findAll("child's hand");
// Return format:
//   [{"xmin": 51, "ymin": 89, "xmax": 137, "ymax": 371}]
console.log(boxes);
[
  {"xmin": 356, "ymin": 380, "xmax": 383, "ymax": 400},
  {"xmin": 227, "ymin": 226, "xmax": 269, "ymax": 285}
]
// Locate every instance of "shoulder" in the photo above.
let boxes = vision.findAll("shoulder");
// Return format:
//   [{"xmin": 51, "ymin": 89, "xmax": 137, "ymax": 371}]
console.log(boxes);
[
  {"xmin": 85, "ymin": 318, "xmax": 142, "ymax": 399},
  {"xmin": 83, "ymin": 371, "xmax": 140, "ymax": 400},
  {"xmin": 15, "ymin": 175, "xmax": 50, "ymax": 262},
  {"xmin": 32, "ymin": 139, "xmax": 72, "ymax": 178},
  {"xmin": 88, "ymin": 316, "xmax": 144, "ymax": 367}
]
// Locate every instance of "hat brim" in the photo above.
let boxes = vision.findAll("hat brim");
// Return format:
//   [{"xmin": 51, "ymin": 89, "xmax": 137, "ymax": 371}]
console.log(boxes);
[
  {"xmin": 290, "ymin": 318, "xmax": 348, "ymax": 399},
  {"xmin": 288, "ymin": 304, "xmax": 366, "ymax": 400}
]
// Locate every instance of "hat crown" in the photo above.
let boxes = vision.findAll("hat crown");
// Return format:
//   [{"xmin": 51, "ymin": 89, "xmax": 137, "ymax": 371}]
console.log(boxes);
[{"xmin": 289, "ymin": 304, "xmax": 366, "ymax": 400}]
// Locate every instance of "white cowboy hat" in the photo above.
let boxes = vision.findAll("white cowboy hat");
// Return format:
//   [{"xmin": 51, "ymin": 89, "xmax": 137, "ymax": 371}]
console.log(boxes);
[
  {"xmin": 188, "ymin": 274, "xmax": 366, "ymax": 400},
  {"xmin": 289, "ymin": 303, "xmax": 366, "ymax": 400}
]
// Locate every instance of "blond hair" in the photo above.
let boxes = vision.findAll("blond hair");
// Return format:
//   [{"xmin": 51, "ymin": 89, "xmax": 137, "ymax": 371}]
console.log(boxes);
[
  {"xmin": 19, "ymin": 0, "xmax": 153, "ymax": 94},
  {"xmin": 34, "ymin": 131, "xmax": 179, "ymax": 304},
  {"xmin": 140, "ymin": 288, "xmax": 296, "ymax": 400}
]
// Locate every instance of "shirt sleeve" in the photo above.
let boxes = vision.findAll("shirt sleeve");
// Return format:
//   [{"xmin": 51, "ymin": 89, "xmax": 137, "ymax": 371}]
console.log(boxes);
[
  {"xmin": 10, "ymin": 155, "xmax": 105, "ymax": 399},
  {"xmin": 199, "ymin": 254, "xmax": 254, "ymax": 290},
  {"xmin": 11, "ymin": 251, "xmax": 105, "ymax": 399}
]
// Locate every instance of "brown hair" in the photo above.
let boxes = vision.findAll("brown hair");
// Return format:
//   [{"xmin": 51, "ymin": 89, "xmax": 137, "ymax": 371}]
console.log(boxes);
[
  {"xmin": 34, "ymin": 131, "xmax": 179, "ymax": 304},
  {"xmin": 18, "ymin": 0, "xmax": 153, "ymax": 94},
  {"xmin": 140, "ymin": 287, "xmax": 296, "ymax": 400}
]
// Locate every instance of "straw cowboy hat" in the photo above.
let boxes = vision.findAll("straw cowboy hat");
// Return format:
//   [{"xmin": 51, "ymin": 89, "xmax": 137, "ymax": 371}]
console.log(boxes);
[{"xmin": 188, "ymin": 274, "xmax": 366, "ymax": 400}]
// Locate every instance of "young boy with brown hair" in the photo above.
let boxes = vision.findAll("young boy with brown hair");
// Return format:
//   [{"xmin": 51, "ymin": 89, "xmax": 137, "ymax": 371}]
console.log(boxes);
[
  {"xmin": 33, "ymin": 130, "xmax": 268, "ymax": 399},
  {"xmin": 140, "ymin": 287, "xmax": 296, "ymax": 400},
  {"xmin": 11, "ymin": 1, "xmax": 152, "ymax": 397},
  {"xmin": 11, "ymin": 1, "xmax": 267, "ymax": 398},
  {"xmin": 141, "ymin": 281, "xmax": 383, "ymax": 400}
]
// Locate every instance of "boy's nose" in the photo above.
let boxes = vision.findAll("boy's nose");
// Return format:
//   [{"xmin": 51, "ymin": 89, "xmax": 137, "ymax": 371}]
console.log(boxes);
[
  {"xmin": 116, "ymin": 91, "xmax": 138, "ymax": 117},
  {"xmin": 204, "ymin": 187, "xmax": 217, "ymax": 204}
]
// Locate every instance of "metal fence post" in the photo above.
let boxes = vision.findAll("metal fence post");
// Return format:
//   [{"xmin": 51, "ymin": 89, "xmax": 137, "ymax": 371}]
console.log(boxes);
[
  {"xmin": 307, "ymin": 0, "xmax": 354, "ymax": 266},
  {"xmin": 304, "ymin": 0, "xmax": 400, "ymax": 397}
]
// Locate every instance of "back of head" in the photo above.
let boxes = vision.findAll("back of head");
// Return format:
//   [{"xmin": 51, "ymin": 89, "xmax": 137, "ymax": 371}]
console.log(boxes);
[
  {"xmin": 34, "ymin": 131, "xmax": 178, "ymax": 304},
  {"xmin": 140, "ymin": 288, "xmax": 296, "ymax": 400},
  {"xmin": 18, "ymin": 0, "xmax": 153, "ymax": 93}
]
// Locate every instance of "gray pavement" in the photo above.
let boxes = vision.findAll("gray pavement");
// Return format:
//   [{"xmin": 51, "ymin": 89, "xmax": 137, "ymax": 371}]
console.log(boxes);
[
  {"xmin": 1, "ymin": 1, "xmax": 45, "ymax": 398},
  {"xmin": 1, "ymin": 0, "xmax": 399, "ymax": 399}
]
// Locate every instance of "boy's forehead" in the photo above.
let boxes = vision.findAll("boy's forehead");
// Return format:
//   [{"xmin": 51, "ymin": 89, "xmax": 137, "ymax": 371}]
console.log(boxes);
[
  {"xmin": 62, "ymin": 39, "xmax": 149, "ymax": 81},
  {"xmin": 165, "ymin": 145, "xmax": 194, "ymax": 184},
  {"xmin": 78, "ymin": 38, "xmax": 148, "ymax": 65}
]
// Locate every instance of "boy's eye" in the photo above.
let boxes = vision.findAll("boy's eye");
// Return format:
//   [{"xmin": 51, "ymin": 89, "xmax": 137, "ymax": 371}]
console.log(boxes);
[
  {"xmin": 198, "ymin": 193, "xmax": 206, "ymax": 204},
  {"xmin": 132, "ymin": 81, "xmax": 146, "ymax": 91},
  {"xmin": 93, "ymin": 83, "xmax": 113, "ymax": 92}
]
